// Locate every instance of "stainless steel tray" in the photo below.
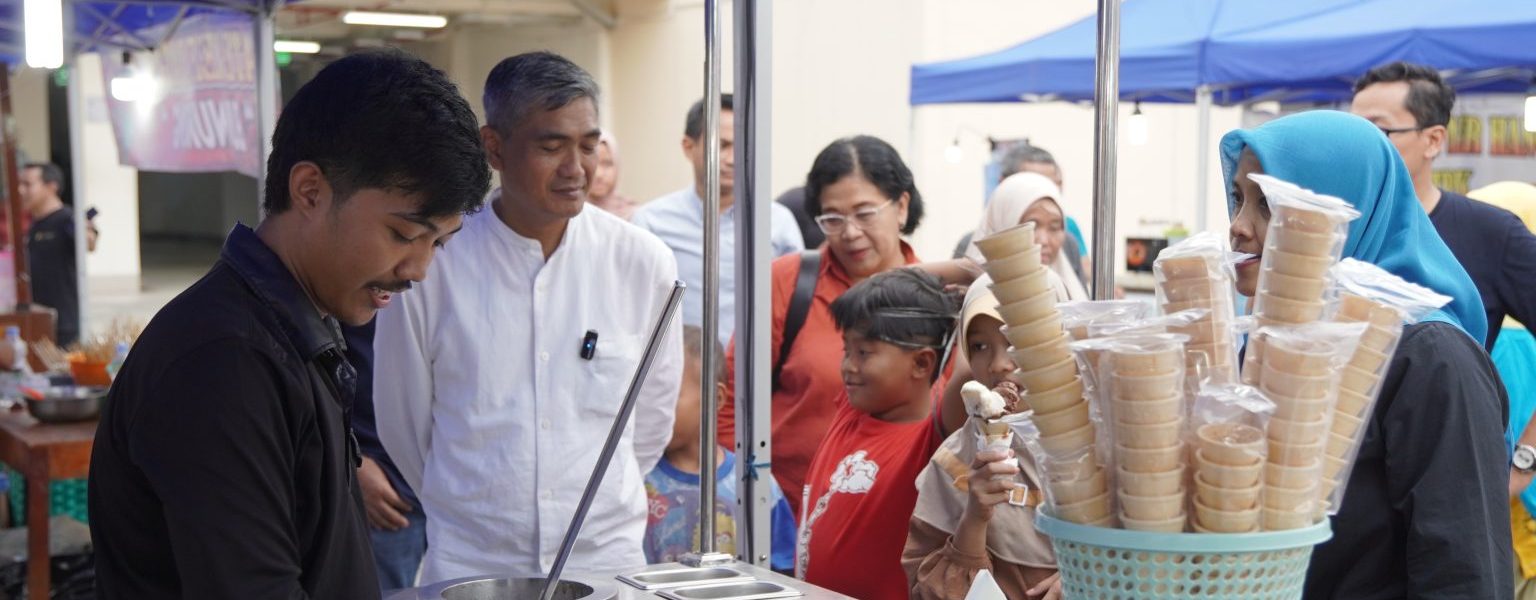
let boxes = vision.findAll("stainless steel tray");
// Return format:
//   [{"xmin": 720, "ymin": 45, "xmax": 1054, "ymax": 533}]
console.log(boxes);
[
  {"xmin": 616, "ymin": 566, "xmax": 755, "ymax": 590},
  {"xmin": 655, "ymin": 581, "xmax": 802, "ymax": 600},
  {"xmin": 412, "ymin": 576, "xmax": 619, "ymax": 600}
]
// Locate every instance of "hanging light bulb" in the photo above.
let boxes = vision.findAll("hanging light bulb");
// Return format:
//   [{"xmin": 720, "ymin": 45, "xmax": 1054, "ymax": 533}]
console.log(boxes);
[
  {"xmin": 944, "ymin": 138, "xmax": 964, "ymax": 164},
  {"xmin": 110, "ymin": 52, "xmax": 157, "ymax": 103},
  {"xmin": 24, "ymin": 0, "xmax": 64, "ymax": 69},
  {"xmin": 1128, "ymin": 101, "xmax": 1149, "ymax": 146},
  {"xmin": 1525, "ymin": 80, "xmax": 1536, "ymax": 133}
]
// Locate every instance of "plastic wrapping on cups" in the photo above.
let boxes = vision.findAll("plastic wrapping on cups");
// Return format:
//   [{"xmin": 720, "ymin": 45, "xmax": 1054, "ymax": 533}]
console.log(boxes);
[
  {"xmin": 1022, "ymin": 426, "xmax": 1114, "ymax": 527},
  {"xmin": 1247, "ymin": 173, "xmax": 1362, "ymax": 329},
  {"xmin": 1057, "ymin": 300, "xmax": 1150, "ymax": 342},
  {"xmin": 1153, "ymin": 232, "xmax": 1242, "ymax": 384},
  {"xmin": 1312, "ymin": 259, "xmax": 1450, "ymax": 516},
  {"xmin": 1185, "ymin": 383, "xmax": 1273, "ymax": 533}
]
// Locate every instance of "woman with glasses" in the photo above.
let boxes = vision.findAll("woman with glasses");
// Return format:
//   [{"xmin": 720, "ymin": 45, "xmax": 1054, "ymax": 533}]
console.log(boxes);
[{"xmin": 717, "ymin": 135, "xmax": 935, "ymax": 521}]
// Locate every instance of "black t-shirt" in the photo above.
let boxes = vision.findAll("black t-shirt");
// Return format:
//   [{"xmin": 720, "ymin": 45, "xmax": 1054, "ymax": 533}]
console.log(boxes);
[
  {"xmin": 26, "ymin": 207, "xmax": 77, "ymax": 346},
  {"xmin": 1428, "ymin": 189, "xmax": 1536, "ymax": 350}
]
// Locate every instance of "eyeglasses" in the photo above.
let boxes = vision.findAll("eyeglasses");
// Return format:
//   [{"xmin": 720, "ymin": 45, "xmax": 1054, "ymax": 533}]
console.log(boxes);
[
  {"xmin": 1378, "ymin": 124, "xmax": 1429, "ymax": 137},
  {"xmin": 814, "ymin": 199, "xmax": 897, "ymax": 235}
]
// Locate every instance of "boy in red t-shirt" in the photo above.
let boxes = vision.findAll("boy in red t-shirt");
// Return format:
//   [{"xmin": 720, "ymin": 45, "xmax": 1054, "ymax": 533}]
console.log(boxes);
[{"xmin": 796, "ymin": 269, "xmax": 965, "ymax": 599}]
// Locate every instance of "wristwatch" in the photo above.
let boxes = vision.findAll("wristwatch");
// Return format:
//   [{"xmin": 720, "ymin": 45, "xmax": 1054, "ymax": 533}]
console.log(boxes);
[{"xmin": 1514, "ymin": 444, "xmax": 1536, "ymax": 473}]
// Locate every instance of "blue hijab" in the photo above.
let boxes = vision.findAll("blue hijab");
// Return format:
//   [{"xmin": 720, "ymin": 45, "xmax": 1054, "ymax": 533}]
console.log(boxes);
[{"xmin": 1219, "ymin": 110, "xmax": 1486, "ymax": 345}]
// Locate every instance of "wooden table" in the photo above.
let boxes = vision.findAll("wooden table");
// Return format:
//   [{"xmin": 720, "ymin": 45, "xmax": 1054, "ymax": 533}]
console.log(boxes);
[{"xmin": 0, "ymin": 410, "xmax": 95, "ymax": 600}]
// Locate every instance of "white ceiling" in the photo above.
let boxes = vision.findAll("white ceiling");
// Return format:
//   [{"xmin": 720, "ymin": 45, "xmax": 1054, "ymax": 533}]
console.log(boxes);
[{"xmin": 275, "ymin": 0, "xmax": 597, "ymax": 43}]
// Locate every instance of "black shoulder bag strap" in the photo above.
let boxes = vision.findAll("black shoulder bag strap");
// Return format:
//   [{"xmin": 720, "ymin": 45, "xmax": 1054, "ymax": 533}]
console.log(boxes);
[{"xmin": 774, "ymin": 250, "xmax": 822, "ymax": 390}]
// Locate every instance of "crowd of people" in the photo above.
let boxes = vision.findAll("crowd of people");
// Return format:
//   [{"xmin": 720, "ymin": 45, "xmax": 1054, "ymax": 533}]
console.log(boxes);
[{"xmin": 77, "ymin": 45, "xmax": 1536, "ymax": 600}]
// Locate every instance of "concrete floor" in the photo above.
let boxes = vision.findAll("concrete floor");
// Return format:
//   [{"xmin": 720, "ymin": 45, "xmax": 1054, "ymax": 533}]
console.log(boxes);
[{"xmin": 83, "ymin": 239, "xmax": 219, "ymax": 339}]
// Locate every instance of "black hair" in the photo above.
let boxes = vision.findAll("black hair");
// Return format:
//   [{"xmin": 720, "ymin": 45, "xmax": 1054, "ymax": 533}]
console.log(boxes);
[
  {"xmin": 681, "ymin": 324, "xmax": 726, "ymax": 385},
  {"xmin": 264, "ymin": 48, "xmax": 489, "ymax": 218},
  {"xmin": 831, "ymin": 268, "xmax": 958, "ymax": 356},
  {"xmin": 484, "ymin": 51, "xmax": 601, "ymax": 136},
  {"xmin": 804, "ymin": 135, "xmax": 924, "ymax": 235},
  {"xmin": 998, "ymin": 143, "xmax": 1059, "ymax": 182},
  {"xmin": 1353, "ymin": 61, "xmax": 1455, "ymax": 128},
  {"xmin": 24, "ymin": 163, "xmax": 63, "ymax": 194},
  {"xmin": 684, "ymin": 93, "xmax": 734, "ymax": 140}
]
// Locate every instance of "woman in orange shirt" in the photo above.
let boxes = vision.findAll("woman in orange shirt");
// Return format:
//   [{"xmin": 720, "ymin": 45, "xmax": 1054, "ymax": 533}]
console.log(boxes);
[{"xmin": 719, "ymin": 135, "xmax": 928, "ymax": 519}]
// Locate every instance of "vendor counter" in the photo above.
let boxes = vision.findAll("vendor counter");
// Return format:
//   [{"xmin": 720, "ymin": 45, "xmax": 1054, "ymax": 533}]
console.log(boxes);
[{"xmin": 386, "ymin": 562, "xmax": 854, "ymax": 600}]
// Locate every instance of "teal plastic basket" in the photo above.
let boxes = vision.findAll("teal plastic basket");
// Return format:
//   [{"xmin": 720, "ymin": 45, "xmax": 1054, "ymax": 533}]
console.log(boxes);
[{"xmin": 1036, "ymin": 513, "xmax": 1331, "ymax": 599}]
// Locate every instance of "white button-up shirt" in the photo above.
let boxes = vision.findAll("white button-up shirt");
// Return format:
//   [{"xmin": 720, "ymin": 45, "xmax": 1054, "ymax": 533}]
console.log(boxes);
[
  {"xmin": 631, "ymin": 187, "xmax": 804, "ymax": 347},
  {"xmin": 374, "ymin": 197, "xmax": 683, "ymax": 582}
]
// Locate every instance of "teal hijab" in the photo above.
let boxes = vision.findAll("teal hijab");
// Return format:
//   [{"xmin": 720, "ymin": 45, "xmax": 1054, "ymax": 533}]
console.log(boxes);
[{"xmin": 1219, "ymin": 110, "xmax": 1486, "ymax": 345}]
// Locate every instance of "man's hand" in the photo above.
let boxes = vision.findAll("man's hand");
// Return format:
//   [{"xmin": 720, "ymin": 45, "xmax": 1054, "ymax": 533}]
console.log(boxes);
[{"xmin": 358, "ymin": 456, "xmax": 412, "ymax": 531}]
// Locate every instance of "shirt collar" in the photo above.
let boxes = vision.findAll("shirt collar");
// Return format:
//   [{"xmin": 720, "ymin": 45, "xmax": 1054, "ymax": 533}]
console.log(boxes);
[{"xmin": 220, "ymin": 223, "xmax": 344, "ymax": 361}]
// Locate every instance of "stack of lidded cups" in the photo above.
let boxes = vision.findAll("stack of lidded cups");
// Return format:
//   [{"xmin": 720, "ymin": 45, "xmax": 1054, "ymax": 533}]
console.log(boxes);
[{"xmin": 975, "ymin": 223, "xmax": 1108, "ymax": 525}]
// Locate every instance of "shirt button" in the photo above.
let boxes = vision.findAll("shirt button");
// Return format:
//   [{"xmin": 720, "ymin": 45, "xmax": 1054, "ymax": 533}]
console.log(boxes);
[
  {"xmin": 539, "ymin": 351, "xmax": 550, "ymax": 362},
  {"xmin": 540, "ymin": 419, "xmax": 552, "ymax": 430}
]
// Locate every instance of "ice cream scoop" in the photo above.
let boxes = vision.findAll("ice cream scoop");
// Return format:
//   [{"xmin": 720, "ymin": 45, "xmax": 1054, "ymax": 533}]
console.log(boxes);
[{"xmin": 962, "ymin": 380, "xmax": 1008, "ymax": 419}]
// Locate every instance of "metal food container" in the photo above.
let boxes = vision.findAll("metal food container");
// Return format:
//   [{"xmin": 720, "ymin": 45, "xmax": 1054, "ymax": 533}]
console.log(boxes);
[
  {"xmin": 25, "ymin": 386, "xmax": 108, "ymax": 423},
  {"xmin": 412, "ymin": 576, "xmax": 619, "ymax": 600}
]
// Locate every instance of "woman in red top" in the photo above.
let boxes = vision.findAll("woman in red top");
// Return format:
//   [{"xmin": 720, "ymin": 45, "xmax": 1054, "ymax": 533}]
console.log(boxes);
[{"xmin": 719, "ymin": 135, "xmax": 928, "ymax": 519}]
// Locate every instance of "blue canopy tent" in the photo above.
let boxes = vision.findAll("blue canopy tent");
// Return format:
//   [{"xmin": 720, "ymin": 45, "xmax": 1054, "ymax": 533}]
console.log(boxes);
[
  {"xmin": 0, "ymin": 1, "xmax": 292, "ymax": 61},
  {"xmin": 910, "ymin": 0, "xmax": 1536, "ymax": 232}
]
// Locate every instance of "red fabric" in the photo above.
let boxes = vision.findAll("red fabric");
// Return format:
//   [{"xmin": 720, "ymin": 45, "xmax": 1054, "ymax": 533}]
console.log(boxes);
[
  {"xmin": 797, "ymin": 395, "xmax": 944, "ymax": 600},
  {"xmin": 718, "ymin": 243, "xmax": 921, "ymax": 518}
]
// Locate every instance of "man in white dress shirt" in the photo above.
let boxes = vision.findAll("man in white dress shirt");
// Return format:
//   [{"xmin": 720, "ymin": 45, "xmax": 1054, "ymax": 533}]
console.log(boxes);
[
  {"xmin": 631, "ymin": 94, "xmax": 803, "ymax": 348},
  {"xmin": 374, "ymin": 51, "xmax": 683, "ymax": 582}
]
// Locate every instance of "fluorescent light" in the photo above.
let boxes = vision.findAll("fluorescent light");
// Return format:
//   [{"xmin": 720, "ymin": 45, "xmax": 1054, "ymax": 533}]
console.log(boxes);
[
  {"xmin": 24, "ymin": 0, "xmax": 64, "ymax": 69},
  {"xmin": 274, "ymin": 40, "xmax": 321, "ymax": 54},
  {"xmin": 944, "ymin": 143, "xmax": 964, "ymax": 164},
  {"xmin": 110, "ymin": 74, "xmax": 144, "ymax": 102},
  {"xmin": 342, "ymin": 11, "xmax": 448, "ymax": 28}
]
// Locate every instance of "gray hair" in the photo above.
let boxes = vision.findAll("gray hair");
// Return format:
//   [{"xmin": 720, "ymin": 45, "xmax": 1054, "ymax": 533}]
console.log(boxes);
[
  {"xmin": 998, "ymin": 143, "xmax": 1058, "ymax": 181},
  {"xmin": 482, "ymin": 51, "xmax": 600, "ymax": 135}
]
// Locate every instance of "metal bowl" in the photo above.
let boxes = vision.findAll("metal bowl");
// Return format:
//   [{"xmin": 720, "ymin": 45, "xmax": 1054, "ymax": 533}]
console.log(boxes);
[
  {"xmin": 412, "ymin": 576, "xmax": 618, "ymax": 600},
  {"xmin": 26, "ymin": 386, "xmax": 108, "ymax": 423}
]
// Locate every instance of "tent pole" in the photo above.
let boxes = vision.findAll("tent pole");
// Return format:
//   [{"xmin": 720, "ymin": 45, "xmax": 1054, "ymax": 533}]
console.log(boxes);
[
  {"xmin": 732, "ymin": 0, "xmax": 774, "ymax": 568},
  {"xmin": 689, "ymin": 0, "xmax": 727, "ymax": 563},
  {"xmin": 1195, "ymin": 85, "xmax": 1212, "ymax": 233},
  {"xmin": 254, "ymin": 1, "xmax": 277, "ymax": 218},
  {"xmin": 1090, "ymin": 0, "xmax": 1120, "ymax": 299}
]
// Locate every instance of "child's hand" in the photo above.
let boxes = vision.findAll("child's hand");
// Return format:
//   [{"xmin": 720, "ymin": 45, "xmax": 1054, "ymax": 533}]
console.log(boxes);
[
  {"xmin": 963, "ymin": 448, "xmax": 1020, "ymax": 523},
  {"xmin": 1026, "ymin": 572, "xmax": 1062, "ymax": 599}
]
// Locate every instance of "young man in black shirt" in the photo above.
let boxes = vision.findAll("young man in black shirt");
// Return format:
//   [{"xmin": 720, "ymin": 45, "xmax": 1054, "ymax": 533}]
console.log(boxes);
[
  {"xmin": 88, "ymin": 49, "xmax": 490, "ymax": 599},
  {"xmin": 17, "ymin": 163, "xmax": 80, "ymax": 347}
]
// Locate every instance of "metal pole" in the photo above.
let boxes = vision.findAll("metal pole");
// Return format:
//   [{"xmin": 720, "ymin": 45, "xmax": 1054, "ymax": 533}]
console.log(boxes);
[
  {"xmin": 1090, "ymin": 0, "xmax": 1121, "ymax": 300},
  {"xmin": 732, "ymin": 0, "xmax": 774, "ymax": 568},
  {"xmin": 1, "ymin": 69, "xmax": 29, "ymax": 307},
  {"xmin": 254, "ymin": 2, "xmax": 277, "ymax": 218},
  {"xmin": 698, "ymin": 0, "xmax": 722, "ymax": 555},
  {"xmin": 540, "ymin": 283, "xmax": 687, "ymax": 600},
  {"xmin": 1195, "ymin": 85, "xmax": 1212, "ymax": 233}
]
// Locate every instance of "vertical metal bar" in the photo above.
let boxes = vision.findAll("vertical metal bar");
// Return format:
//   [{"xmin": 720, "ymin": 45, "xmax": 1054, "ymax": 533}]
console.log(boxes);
[
  {"xmin": 1195, "ymin": 85, "xmax": 1212, "ymax": 233},
  {"xmin": 1090, "ymin": 0, "xmax": 1121, "ymax": 300},
  {"xmin": 733, "ymin": 0, "xmax": 774, "ymax": 568},
  {"xmin": 699, "ymin": 0, "xmax": 722, "ymax": 554},
  {"xmin": 254, "ymin": 2, "xmax": 277, "ymax": 218}
]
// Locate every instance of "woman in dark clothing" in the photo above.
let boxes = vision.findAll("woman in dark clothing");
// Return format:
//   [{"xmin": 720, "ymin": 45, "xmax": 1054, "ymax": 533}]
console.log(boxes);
[{"xmin": 1224, "ymin": 110, "xmax": 1511, "ymax": 599}]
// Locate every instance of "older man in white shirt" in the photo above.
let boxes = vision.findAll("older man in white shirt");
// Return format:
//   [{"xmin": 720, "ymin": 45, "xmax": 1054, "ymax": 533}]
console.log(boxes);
[
  {"xmin": 632, "ymin": 94, "xmax": 803, "ymax": 348},
  {"xmin": 374, "ymin": 51, "xmax": 682, "ymax": 583}
]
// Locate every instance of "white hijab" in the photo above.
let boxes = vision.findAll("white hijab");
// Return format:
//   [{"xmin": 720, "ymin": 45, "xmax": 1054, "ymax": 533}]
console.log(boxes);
[{"xmin": 965, "ymin": 172, "xmax": 1091, "ymax": 301}]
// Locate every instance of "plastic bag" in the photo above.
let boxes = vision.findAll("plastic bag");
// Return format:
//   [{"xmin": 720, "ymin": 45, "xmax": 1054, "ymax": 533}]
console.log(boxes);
[
  {"xmin": 1057, "ymin": 300, "xmax": 1150, "ymax": 342},
  {"xmin": 1315, "ymin": 259, "xmax": 1451, "ymax": 515},
  {"xmin": 1247, "ymin": 173, "xmax": 1361, "ymax": 328},
  {"xmin": 1187, "ymin": 384, "xmax": 1275, "ymax": 533},
  {"xmin": 1023, "ymin": 428, "xmax": 1112, "ymax": 527},
  {"xmin": 1154, "ymin": 232, "xmax": 1242, "ymax": 384}
]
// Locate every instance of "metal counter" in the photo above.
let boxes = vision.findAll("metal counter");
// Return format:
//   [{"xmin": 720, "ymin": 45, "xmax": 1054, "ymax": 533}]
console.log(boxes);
[{"xmin": 388, "ymin": 563, "xmax": 854, "ymax": 600}]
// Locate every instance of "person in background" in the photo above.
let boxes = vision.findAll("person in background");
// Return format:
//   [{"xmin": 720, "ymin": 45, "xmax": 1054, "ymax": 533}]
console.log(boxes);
[
  {"xmin": 904, "ymin": 275, "xmax": 1062, "ymax": 599},
  {"xmin": 963, "ymin": 172, "xmax": 1089, "ymax": 301},
  {"xmin": 643, "ymin": 325, "xmax": 795, "ymax": 571},
  {"xmin": 88, "ymin": 49, "xmax": 490, "ymax": 598},
  {"xmin": 344, "ymin": 319, "xmax": 427, "ymax": 592},
  {"xmin": 1350, "ymin": 61, "xmax": 1536, "ymax": 351},
  {"xmin": 954, "ymin": 143, "xmax": 1088, "ymax": 282},
  {"xmin": 1224, "ymin": 110, "xmax": 1510, "ymax": 598},
  {"xmin": 587, "ymin": 132, "xmax": 637, "ymax": 220},
  {"xmin": 797, "ymin": 268, "xmax": 965, "ymax": 599},
  {"xmin": 776, "ymin": 186, "xmax": 825, "ymax": 249},
  {"xmin": 632, "ymin": 94, "xmax": 804, "ymax": 347},
  {"xmin": 18, "ymin": 163, "xmax": 81, "ymax": 347},
  {"xmin": 1466, "ymin": 181, "xmax": 1536, "ymax": 599},
  {"xmin": 374, "ymin": 51, "xmax": 682, "ymax": 582},
  {"xmin": 717, "ymin": 135, "xmax": 929, "ymax": 520}
]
